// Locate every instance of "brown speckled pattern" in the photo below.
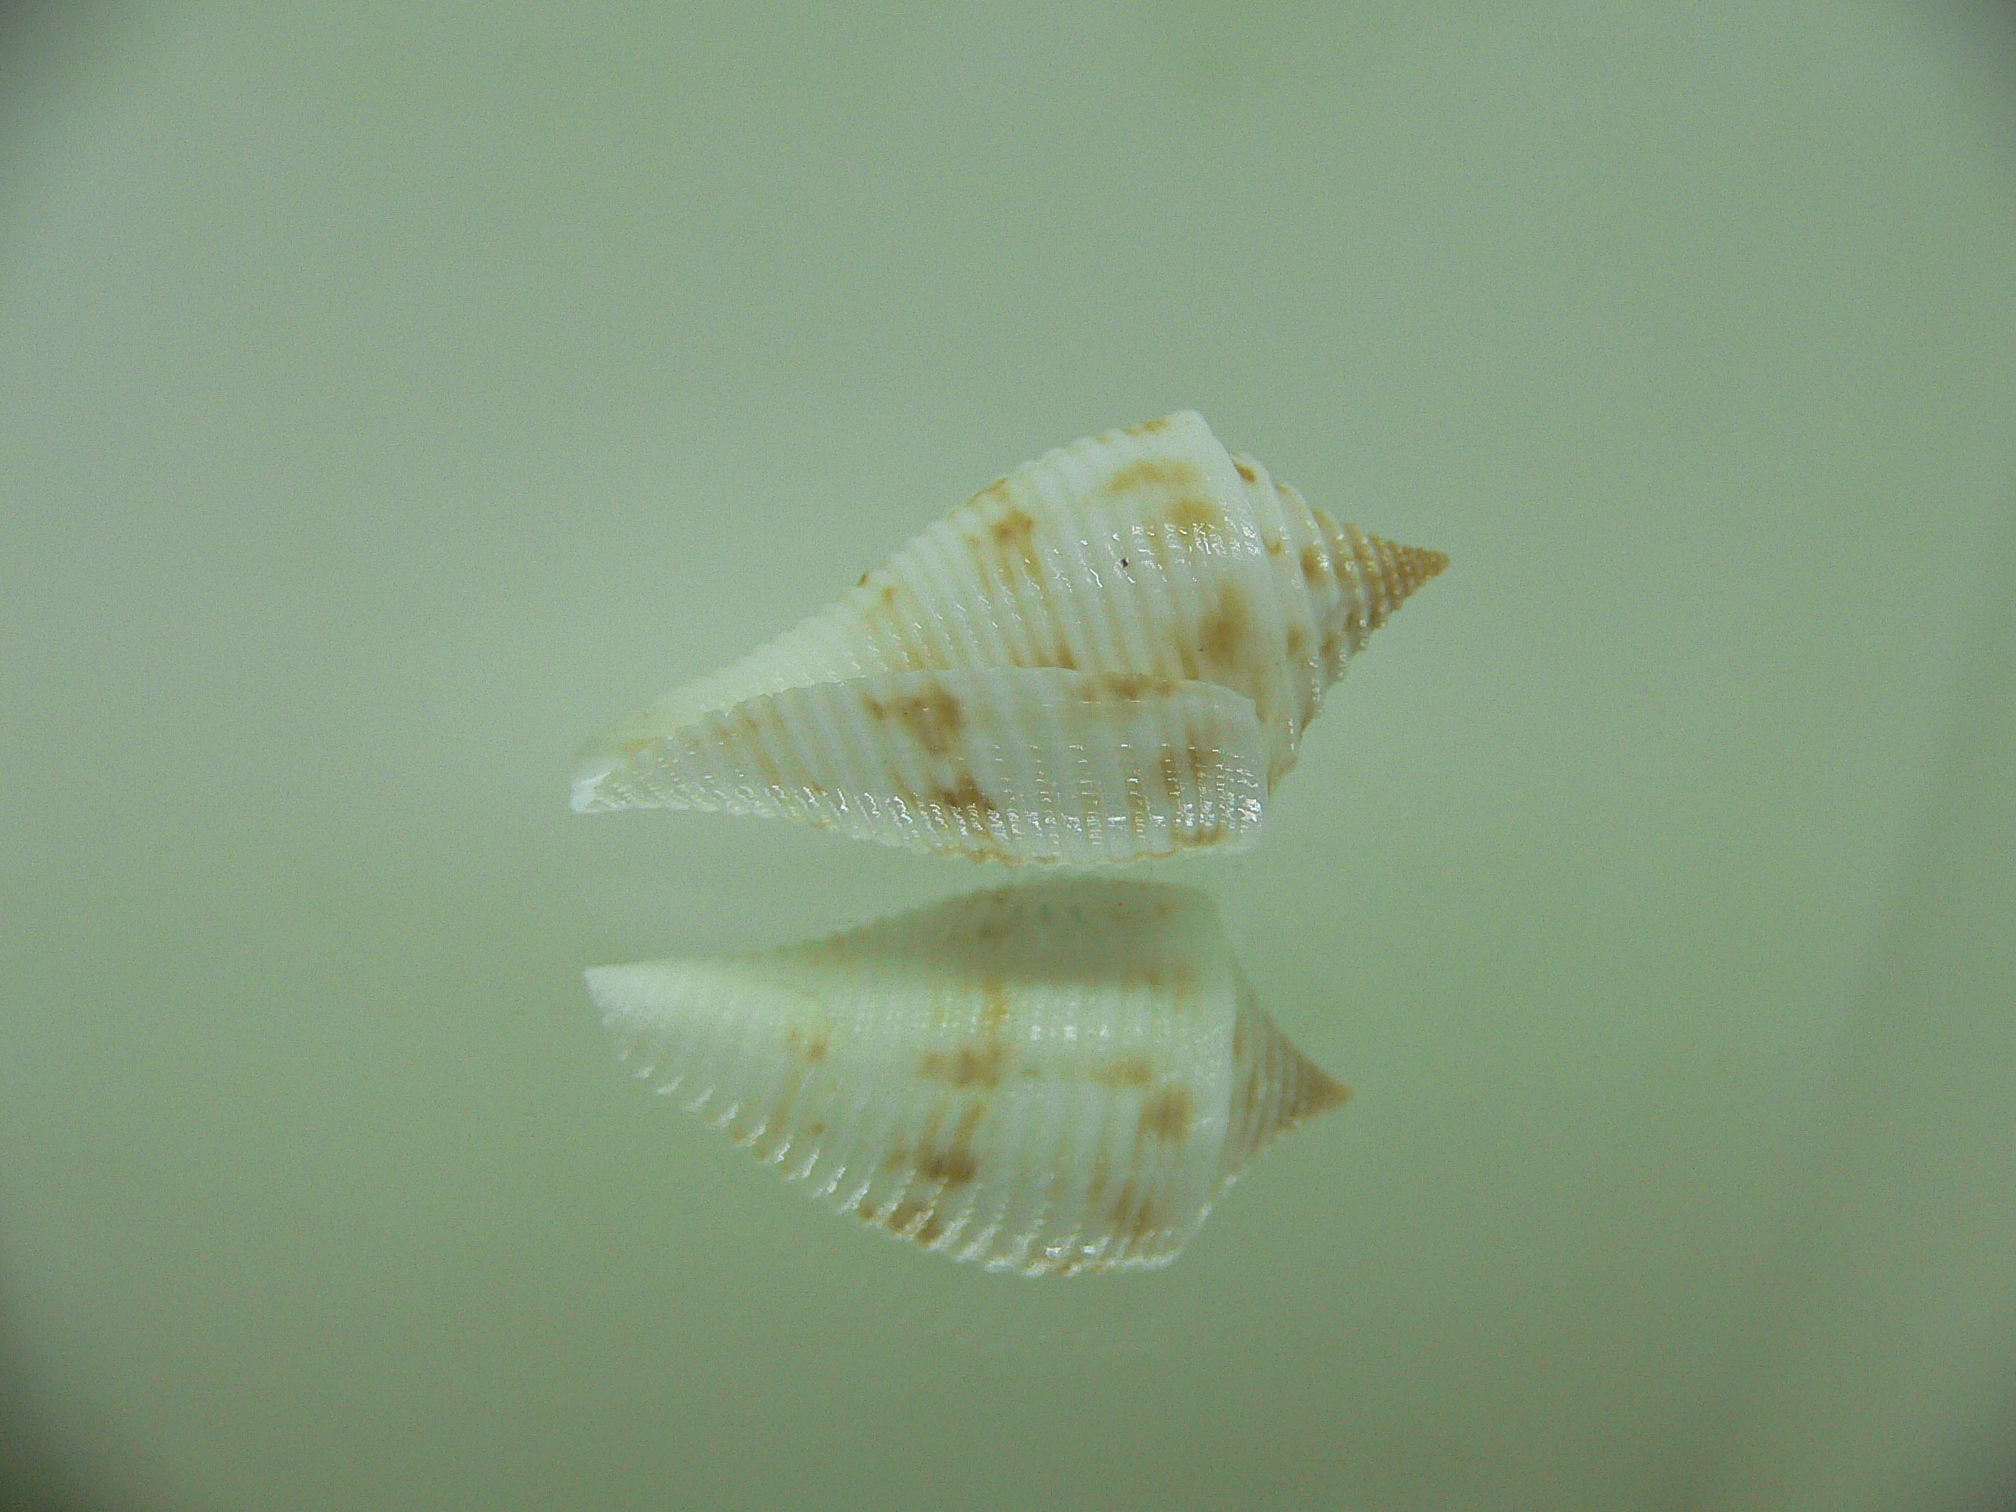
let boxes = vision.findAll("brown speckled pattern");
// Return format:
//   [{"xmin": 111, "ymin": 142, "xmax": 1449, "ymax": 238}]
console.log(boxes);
[
  {"xmin": 573, "ymin": 411, "xmax": 1445, "ymax": 862},
  {"xmin": 586, "ymin": 880, "xmax": 1348, "ymax": 1275}
]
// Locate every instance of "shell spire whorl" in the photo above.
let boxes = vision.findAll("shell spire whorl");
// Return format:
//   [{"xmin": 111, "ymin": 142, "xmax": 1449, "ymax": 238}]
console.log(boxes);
[
  {"xmin": 1219, "ymin": 973, "xmax": 1351, "ymax": 1182},
  {"xmin": 1317, "ymin": 512, "xmax": 1449, "ymax": 647}
]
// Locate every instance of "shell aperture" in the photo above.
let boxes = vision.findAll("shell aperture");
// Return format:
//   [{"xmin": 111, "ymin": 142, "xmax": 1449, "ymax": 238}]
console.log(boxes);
[
  {"xmin": 587, "ymin": 879, "xmax": 1347, "ymax": 1275},
  {"xmin": 571, "ymin": 411, "xmax": 1445, "ymax": 863}
]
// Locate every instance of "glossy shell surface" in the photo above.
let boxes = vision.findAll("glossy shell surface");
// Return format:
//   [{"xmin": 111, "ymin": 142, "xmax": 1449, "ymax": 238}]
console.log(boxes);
[
  {"xmin": 587, "ymin": 879, "xmax": 1348, "ymax": 1275},
  {"xmin": 573, "ymin": 411, "xmax": 1445, "ymax": 863}
]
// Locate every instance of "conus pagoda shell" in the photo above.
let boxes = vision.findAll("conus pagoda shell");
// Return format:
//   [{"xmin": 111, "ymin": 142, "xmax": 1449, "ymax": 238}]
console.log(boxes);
[
  {"xmin": 588, "ymin": 879, "xmax": 1348, "ymax": 1274},
  {"xmin": 572, "ymin": 412, "xmax": 1445, "ymax": 863}
]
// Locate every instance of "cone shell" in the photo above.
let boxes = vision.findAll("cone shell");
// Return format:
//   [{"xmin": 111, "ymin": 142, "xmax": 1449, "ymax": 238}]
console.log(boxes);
[
  {"xmin": 588, "ymin": 879, "xmax": 1348, "ymax": 1275},
  {"xmin": 572, "ymin": 411, "xmax": 1445, "ymax": 864}
]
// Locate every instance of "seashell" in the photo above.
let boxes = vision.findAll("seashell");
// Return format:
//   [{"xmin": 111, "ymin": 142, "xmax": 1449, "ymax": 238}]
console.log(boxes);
[
  {"xmin": 587, "ymin": 878, "xmax": 1347, "ymax": 1275},
  {"xmin": 572, "ymin": 411, "xmax": 1445, "ymax": 863}
]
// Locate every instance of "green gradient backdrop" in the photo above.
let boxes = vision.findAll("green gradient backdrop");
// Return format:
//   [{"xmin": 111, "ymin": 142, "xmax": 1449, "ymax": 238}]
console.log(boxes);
[{"xmin": 3, "ymin": 5, "xmax": 2014, "ymax": 1510}]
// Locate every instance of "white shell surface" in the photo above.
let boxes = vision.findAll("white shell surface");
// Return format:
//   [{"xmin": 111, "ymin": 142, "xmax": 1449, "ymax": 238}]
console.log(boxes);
[
  {"xmin": 572, "ymin": 411, "xmax": 1446, "ymax": 862},
  {"xmin": 587, "ymin": 879, "xmax": 1348, "ymax": 1275}
]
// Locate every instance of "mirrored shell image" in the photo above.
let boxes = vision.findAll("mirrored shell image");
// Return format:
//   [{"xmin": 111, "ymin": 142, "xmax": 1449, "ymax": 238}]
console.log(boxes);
[
  {"xmin": 587, "ymin": 879, "xmax": 1347, "ymax": 1275},
  {"xmin": 572, "ymin": 412, "xmax": 1445, "ymax": 863}
]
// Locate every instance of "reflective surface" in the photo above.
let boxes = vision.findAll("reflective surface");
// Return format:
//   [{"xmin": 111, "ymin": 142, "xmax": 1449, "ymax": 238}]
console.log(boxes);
[
  {"xmin": 589, "ymin": 879, "xmax": 1345, "ymax": 1275},
  {"xmin": 3, "ymin": 4, "xmax": 2014, "ymax": 1510}
]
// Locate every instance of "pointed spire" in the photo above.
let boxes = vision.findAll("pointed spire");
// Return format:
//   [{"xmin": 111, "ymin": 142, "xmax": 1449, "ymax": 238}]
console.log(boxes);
[
  {"xmin": 1374, "ymin": 536, "xmax": 1451, "ymax": 603},
  {"xmin": 1324, "ymin": 516, "xmax": 1449, "ymax": 635},
  {"xmin": 1219, "ymin": 980, "xmax": 1351, "ymax": 1181}
]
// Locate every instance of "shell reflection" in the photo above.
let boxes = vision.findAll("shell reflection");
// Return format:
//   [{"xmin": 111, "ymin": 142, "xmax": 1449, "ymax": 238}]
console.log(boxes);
[
  {"xmin": 588, "ymin": 879, "xmax": 1347, "ymax": 1275},
  {"xmin": 572, "ymin": 411, "xmax": 1445, "ymax": 864}
]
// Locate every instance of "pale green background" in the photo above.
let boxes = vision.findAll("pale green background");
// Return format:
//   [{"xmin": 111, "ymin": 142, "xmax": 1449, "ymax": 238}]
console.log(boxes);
[{"xmin": 3, "ymin": 4, "xmax": 2014, "ymax": 1510}]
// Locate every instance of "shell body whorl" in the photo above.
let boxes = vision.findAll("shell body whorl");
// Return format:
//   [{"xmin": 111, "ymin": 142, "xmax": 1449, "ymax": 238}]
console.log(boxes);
[{"xmin": 573, "ymin": 412, "xmax": 1445, "ymax": 863}]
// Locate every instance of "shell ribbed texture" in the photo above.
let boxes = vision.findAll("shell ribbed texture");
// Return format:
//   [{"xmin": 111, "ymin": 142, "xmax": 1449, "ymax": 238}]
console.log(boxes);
[
  {"xmin": 587, "ymin": 879, "xmax": 1348, "ymax": 1275},
  {"xmin": 583, "ymin": 668, "xmax": 1267, "ymax": 865},
  {"xmin": 572, "ymin": 412, "xmax": 1446, "ymax": 863},
  {"xmin": 1220, "ymin": 975, "xmax": 1352, "ymax": 1183}
]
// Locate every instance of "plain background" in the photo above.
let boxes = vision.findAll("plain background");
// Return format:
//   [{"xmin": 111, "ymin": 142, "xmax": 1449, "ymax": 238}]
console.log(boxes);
[{"xmin": 3, "ymin": 3, "xmax": 2014, "ymax": 1509}]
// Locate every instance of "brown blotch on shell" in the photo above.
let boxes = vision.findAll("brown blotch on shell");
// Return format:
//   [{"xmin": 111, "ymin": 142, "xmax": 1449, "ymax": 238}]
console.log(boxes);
[
  {"xmin": 874, "ymin": 1198, "xmax": 952, "ymax": 1250},
  {"xmin": 1091, "ymin": 1055, "xmax": 1155, "ymax": 1088},
  {"xmin": 1087, "ymin": 671, "xmax": 1180, "ymax": 703},
  {"xmin": 917, "ymin": 1037, "xmax": 1009, "ymax": 1089},
  {"xmin": 1138, "ymin": 1085, "xmax": 1194, "ymax": 1144},
  {"xmin": 1299, "ymin": 543, "xmax": 1328, "ymax": 587},
  {"xmin": 980, "ymin": 981, "xmax": 1010, "ymax": 1034},
  {"xmin": 728, "ymin": 706, "xmax": 788, "ymax": 791},
  {"xmin": 1166, "ymin": 496, "xmax": 1223, "ymax": 542},
  {"xmin": 1105, "ymin": 1178, "xmax": 1163, "ymax": 1251},
  {"xmin": 917, "ymin": 978, "xmax": 1012, "ymax": 1087},
  {"xmin": 1124, "ymin": 1192, "xmax": 1165, "ymax": 1247},
  {"xmin": 1104, "ymin": 459, "xmax": 1203, "ymax": 497},
  {"xmin": 915, "ymin": 1100, "xmax": 985, "ymax": 1186},
  {"xmin": 982, "ymin": 507, "xmax": 1043, "ymax": 581},
  {"xmin": 935, "ymin": 772, "xmax": 1000, "ymax": 833},
  {"xmin": 1197, "ymin": 584, "xmax": 1252, "ymax": 671},
  {"xmin": 1234, "ymin": 460, "xmax": 1258, "ymax": 483},
  {"xmin": 894, "ymin": 684, "xmax": 963, "ymax": 757},
  {"xmin": 1124, "ymin": 417, "xmax": 1171, "ymax": 437},
  {"xmin": 783, "ymin": 1025, "xmax": 829, "ymax": 1063},
  {"xmin": 1106, "ymin": 1178, "xmax": 1138, "ymax": 1226}
]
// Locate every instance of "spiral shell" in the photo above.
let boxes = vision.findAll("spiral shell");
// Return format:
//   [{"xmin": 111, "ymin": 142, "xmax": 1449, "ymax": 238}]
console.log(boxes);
[
  {"xmin": 587, "ymin": 879, "xmax": 1347, "ymax": 1275},
  {"xmin": 572, "ymin": 411, "xmax": 1445, "ymax": 863}
]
